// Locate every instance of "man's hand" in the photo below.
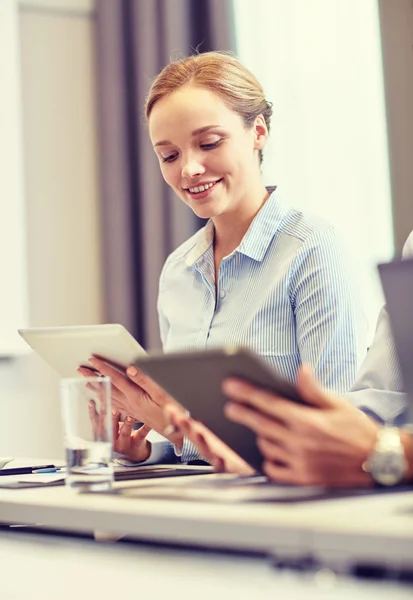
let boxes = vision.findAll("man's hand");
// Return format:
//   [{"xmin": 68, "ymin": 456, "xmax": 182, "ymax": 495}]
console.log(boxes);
[
  {"xmin": 223, "ymin": 365, "xmax": 380, "ymax": 487},
  {"xmin": 163, "ymin": 404, "xmax": 254, "ymax": 475}
]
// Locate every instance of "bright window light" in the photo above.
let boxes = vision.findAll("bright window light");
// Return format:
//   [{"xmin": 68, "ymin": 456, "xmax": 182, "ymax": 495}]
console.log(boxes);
[{"xmin": 233, "ymin": 0, "xmax": 394, "ymax": 340}]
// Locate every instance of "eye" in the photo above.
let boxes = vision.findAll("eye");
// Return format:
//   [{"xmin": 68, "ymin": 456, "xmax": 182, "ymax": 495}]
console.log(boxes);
[
  {"xmin": 200, "ymin": 139, "xmax": 222, "ymax": 151},
  {"xmin": 161, "ymin": 152, "xmax": 178, "ymax": 163}
]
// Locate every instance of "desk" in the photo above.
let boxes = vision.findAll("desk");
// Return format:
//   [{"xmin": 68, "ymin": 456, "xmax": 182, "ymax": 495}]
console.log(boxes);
[
  {"xmin": 1, "ymin": 530, "xmax": 413, "ymax": 600},
  {"xmin": 0, "ymin": 459, "xmax": 413, "ymax": 574}
]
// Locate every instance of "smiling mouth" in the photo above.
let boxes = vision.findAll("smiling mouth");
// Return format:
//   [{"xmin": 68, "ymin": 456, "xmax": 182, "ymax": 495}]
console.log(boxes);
[{"xmin": 186, "ymin": 179, "xmax": 222, "ymax": 194}]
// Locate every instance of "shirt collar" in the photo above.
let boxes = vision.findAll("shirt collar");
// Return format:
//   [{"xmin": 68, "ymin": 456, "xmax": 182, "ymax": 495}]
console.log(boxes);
[
  {"xmin": 184, "ymin": 220, "xmax": 215, "ymax": 266},
  {"xmin": 237, "ymin": 188, "xmax": 289, "ymax": 261},
  {"xmin": 184, "ymin": 187, "xmax": 288, "ymax": 266}
]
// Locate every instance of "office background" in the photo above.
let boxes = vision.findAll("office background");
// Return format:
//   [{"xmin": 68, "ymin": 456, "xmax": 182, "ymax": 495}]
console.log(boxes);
[{"xmin": 0, "ymin": 0, "xmax": 412, "ymax": 458}]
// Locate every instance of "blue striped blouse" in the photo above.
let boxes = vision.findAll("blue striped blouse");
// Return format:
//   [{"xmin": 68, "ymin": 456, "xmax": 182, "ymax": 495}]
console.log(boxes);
[{"xmin": 157, "ymin": 189, "xmax": 368, "ymax": 462}]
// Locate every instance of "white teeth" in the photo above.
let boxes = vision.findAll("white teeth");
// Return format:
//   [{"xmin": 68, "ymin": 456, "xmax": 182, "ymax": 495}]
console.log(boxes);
[{"xmin": 188, "ymin": 181, "xmax": 216, "ymax": 194}]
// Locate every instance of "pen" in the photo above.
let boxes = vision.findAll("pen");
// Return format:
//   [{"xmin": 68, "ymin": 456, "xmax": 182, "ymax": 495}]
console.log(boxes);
[
  {"xmin": 32, "ymin": 467, "xmax": 65, "ymax": 474},
  {"xmin": 0, "ymin": 464, "xmax": 56, "ymax": 476}
]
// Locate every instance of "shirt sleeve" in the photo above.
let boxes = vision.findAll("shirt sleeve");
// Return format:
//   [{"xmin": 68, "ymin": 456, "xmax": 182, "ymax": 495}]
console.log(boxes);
[
  {"xmin": 345, "ymin": 231, "xmax": 413, "ymax": 425},
  {"xmin": 289, "ymin": 226, "xmax": 368, "ymax": 393},
  {"xmin": 175, "ymin": 438, "xmax": 203, "ymax": 463},
  {"xmin": 157, "ymin": 261, "xmax": 170, "ymax": 348}
]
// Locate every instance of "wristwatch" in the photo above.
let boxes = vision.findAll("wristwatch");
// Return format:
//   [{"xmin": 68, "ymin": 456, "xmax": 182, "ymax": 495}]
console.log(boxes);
[{"xmin": 362, "ymin": 426, "xmax": 408, "ymax": 486}]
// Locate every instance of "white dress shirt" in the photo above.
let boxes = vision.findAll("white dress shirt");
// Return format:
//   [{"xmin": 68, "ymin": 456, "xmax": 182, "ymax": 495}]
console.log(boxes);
[{"xmin": 347, "ymin": 231, "xmax": 413, "ymax": 425}]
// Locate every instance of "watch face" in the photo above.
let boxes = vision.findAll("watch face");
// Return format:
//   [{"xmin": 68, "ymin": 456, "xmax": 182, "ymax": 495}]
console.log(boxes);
[{"xmin": 369, "ymin": 451, "xmax": 408, "ymax": 486}]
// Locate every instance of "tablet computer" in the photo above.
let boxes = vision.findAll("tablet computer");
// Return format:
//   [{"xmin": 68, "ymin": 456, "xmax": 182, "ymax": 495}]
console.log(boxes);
[
  {"xmin": 18, "ymin": 324, "xmax": 146, "ymax": 378},
  {"xmin": 134, "ymin": 347, "xmax": 306, "ymax": 472},
  {"xmin": 378, "ymin": 257, "xmax": 413, "ymax": 424}
]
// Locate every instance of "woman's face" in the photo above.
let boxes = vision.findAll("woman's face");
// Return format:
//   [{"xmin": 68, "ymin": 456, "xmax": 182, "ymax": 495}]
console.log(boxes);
[{"xmin": 148, "ymin": 84, "xmax": 267, "ymax": 220}]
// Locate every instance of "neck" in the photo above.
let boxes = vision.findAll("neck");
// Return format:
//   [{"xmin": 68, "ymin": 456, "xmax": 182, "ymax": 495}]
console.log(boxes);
[{"xmin": 213, "ymin": 183, "xmax": 270, "ymax": 258}]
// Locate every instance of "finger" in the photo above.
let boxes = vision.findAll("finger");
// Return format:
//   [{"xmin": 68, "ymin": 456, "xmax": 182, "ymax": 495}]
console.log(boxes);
[
  {"xmin": 191, "ymin": 430, "xmax": 218, "ymax": 463},
  {"xmin": 222, "ymin": 378, "xmax": 301, "ymax": 424},
  {"xmin": 256, "ymin": 437, "xmax": 291, "ymax": 466},
  {"xmin": 190, "ymin": 425, "xmax": 239, "ymax": 470},
  {"xmin": 86, "ymin": 381, "xmax": 100, "ymax": 393},
  {"xmin": 78, "ymin": 366, "xmax": 101, "ymax": 377},
  {"xmin": 162, "ymin": 404, "xmax": 187, "ymax": 440},
  {"xmin": 112, "ymin": 410, "xmax": 121, "ymax": 441},
  {"xmin": 82, "ymin": 365, "xmax": 127, "ymax": 408},
  {"xmin": 212, "ymin": 456, "xmax": 226, "ymax": 473},
  {"xmin": 78, "ymin": 366, "xmax": 126, "ymax": 404},
  {"xmin": 118, "ymin": 415, "xmax": 135, "ymax": 440},
  {"xmin": 166, "ymin": 411, "xmax": 218, "ymax": 461},
  {"xmin": 84, "ymin": 382, "xmax": 109, "ymax": 424},
  {"xmin": 88, "ymin": 358, "xmax": 138, "ymax": 397},
  {"xmin": 164, "ymin": 403, "xmax": 186, "ymax": 424},
  {"xmin": 171, "ymin": 412, "xmax": 191, "ymax": 432},
  {"xmin": 296, "ymin": 365, "xmax": 339, "ymax": 409},
  {"xmin": 133, "ymin": 425, "xmax": 151, "ymax": 440},
  {"xmin": 131, "ymin": 423, "xmax": 151, "ymax": 442},
  {"xmin": 195, "ymin": 430, "xmax": 253, "ymax": 475},
  {"xmin": 160, "ymin": 408, "xmax": 190, "ymax": 439},
  {"xmin": 88, "ymin": 400, "xmax": 100, "ymax": 437},
  {"xmin": 125, "ymin": 366, "xmax": 175, "ymax": 407},
  {"xmin": 224, "ymin": 401, "xmax": 291, "ymax": 446},
  {"xmin": 262, "ymin": 460, "xmax": 297, "ymax": 484}
]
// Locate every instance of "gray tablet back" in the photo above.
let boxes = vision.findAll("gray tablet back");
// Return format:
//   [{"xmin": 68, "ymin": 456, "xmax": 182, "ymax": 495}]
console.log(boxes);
[{"xmin": 378, "ymin": 257, "xmax": 413, "ymax": 424}]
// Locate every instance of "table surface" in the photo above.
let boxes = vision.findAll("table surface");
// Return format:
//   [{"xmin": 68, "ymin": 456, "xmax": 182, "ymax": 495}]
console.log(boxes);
[
  {"xmin": 1, "ymin": 458, "xmax": 413, "ymax": 572},
  {"xmin": 1, "ymin": 529, "xmax": 413, "ymax": 600}
]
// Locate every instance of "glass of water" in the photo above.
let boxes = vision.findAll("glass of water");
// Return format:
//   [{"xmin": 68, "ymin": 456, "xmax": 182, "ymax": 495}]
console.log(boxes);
[{"xmin": 60, "ymin": 376, "xmax": 113, "ymax": 492}]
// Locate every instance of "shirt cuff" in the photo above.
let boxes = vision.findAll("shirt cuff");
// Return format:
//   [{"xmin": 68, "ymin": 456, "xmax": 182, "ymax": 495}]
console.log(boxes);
[
  {"xmin": 346, "ymin": 389, "xmax": 410, "ymax": 426},
  {"xmin": 173, "ymin": 437, "xmax": 202, "ymax": 463}
]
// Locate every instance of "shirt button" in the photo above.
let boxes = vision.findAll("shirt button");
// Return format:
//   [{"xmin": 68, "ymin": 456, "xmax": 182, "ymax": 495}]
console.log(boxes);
[{"xmin": 220, "ymin": 290, "xmax": 226, "ymax": 299}]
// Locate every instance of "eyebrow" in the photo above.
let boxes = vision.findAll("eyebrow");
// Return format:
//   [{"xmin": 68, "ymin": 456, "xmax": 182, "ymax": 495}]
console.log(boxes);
[{"xmin": 154, "ymin": 125, "xmax": 221, "ymax": 147}]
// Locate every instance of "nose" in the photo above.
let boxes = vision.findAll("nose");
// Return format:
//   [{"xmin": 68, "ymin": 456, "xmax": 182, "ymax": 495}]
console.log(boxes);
[{"xmin": 181, "ymin": 154, "xmax": 206, "ymax": 180}]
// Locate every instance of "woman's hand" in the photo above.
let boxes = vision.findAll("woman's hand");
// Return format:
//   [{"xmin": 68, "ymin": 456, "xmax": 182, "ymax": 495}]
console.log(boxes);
[
  {"xmin": 164, "ymin": 404, "xmax": 254, "ymax": 475},
  {"xmin": 223, "ymin": 366, "xmax": 379, "ymax": 487},
  {"xmin": 88, "ymin": 399, "xmax": 151, "ymax": 462},
  {"xmin": 78, "ymin": 357, "xmax": 183, "ymax": 447}
]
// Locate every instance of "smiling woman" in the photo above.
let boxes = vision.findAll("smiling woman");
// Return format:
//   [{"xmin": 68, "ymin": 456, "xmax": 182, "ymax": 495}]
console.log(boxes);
[{"xmin": 80, "ymin": 51, "xmax": 369, "ymax": 466}]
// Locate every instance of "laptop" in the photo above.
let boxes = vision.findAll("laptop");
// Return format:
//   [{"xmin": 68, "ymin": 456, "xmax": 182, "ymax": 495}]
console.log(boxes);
[{"xmin": 378, "ymin": 257, "xmax": 413, "ymax": 424}]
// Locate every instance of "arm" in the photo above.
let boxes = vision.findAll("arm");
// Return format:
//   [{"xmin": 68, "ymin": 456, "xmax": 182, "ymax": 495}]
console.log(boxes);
[
  {"xmin": 347, "ymin": 231, "xmax": 413, "ymax": 425},
  {"xmin": 164, "ymin": 368, "xmax": 413, "ymax": 485},
  {"xmin": 223, "ymin": 367, "xmax": 413, "ymax": 486},
  {"xmin": 289, "ymin": 227, "xmax": 368, "ymax": 393}
]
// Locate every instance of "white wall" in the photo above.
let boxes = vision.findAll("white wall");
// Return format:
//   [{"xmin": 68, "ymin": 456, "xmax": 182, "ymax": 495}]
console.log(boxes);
[
  {"xmin": 0, "ymin": 1, "xmax": 29, "ymax": 355},
  {"xmin": 233, "ymin": 0, "xmax": 395, "ymax": 341},
  {"xmin": 0, "ymin": 0, "xmax": 103, "ymax": 459}
]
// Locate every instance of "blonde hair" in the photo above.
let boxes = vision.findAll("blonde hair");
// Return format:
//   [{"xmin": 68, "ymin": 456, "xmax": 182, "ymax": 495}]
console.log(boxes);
[{"xmin": 145, "ymin": 51, "xmax": 272, "ymax": 164}]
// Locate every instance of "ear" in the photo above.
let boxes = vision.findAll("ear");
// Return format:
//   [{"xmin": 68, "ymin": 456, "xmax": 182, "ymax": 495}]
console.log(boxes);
[{"xmin": 252, "ymin": 114, "xmax": 268, "ymax": 151}]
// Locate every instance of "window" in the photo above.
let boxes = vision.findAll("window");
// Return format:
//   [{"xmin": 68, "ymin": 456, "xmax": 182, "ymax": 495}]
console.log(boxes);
[{"xmin": 233, "ymin": 0, "xmax": 394, "ymax": 340}]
